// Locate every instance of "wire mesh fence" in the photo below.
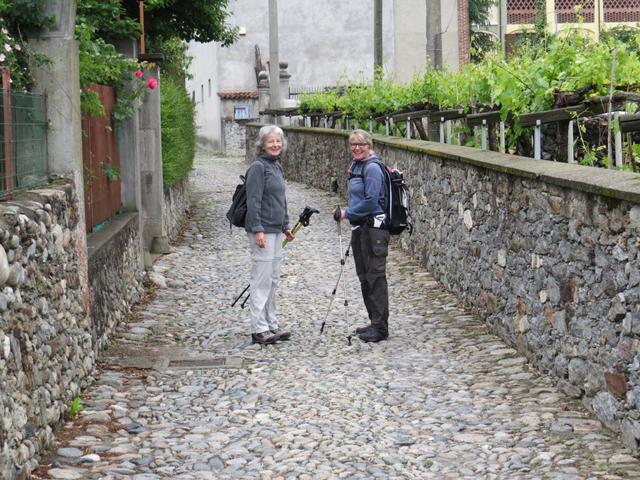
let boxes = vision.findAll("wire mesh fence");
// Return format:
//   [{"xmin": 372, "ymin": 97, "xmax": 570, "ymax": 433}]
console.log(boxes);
[{"xmin": 0, "ymin": 90, "xmax": 48, "ymax": 197}]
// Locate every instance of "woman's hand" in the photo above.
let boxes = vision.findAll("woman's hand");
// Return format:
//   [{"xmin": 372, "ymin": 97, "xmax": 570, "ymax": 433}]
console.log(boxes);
[
  {"xmin": 284, "ymin": 229, "xmax": 295, "ymax": 242},
  {"xmin": 255, "ymin": 232, "xmax": 266, "ymax": 248}
]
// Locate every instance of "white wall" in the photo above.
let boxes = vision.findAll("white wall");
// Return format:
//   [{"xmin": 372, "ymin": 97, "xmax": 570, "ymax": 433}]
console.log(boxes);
[
  {"xmin": 187, "ymin": 0, "xmax": 429, "ymax": 151},
  {"xmin": 440, "ymin": 0, "xmax": 460, "ymax": 71},
  {"xmin": 186, "ymin": 42, "xmax": 221, "ymax": 152}
]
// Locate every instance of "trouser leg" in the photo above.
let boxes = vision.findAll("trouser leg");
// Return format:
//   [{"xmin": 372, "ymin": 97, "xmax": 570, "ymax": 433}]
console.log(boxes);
[
  {"xmin": 265, "ymin": 233, "xmax": 284, "ymax": 330},
  {"xmin": 352, "ymin": 225, "xmax": 389, "ymax": 334},
  {"xmin": 247, "ymin": 232, "xmax": 278, "ymax": 334},
  {"xmin": 351, "ymin": 228, "xmax": 374, "ymax": 321}
]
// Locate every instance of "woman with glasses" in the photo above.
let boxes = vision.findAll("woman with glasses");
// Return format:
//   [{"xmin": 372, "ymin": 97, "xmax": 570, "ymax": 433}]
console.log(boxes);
[
  {"xmin": 334, "ymin": 129, "xmax": 390, "ymax": 342},
  {"xmin": 245, "ymin": 125, "xmax": 295, "ymax": 345}
]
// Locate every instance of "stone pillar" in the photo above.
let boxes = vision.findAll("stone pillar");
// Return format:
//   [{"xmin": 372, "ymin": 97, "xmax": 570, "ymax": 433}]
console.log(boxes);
[
  {"xmin": 29, "ymin": 0, "xmax": 90, "ymax": 311},
  {"xmin": 258, "ymin": 70, "xmax": 270, "ymax": 118},
  {"xmin": 139, "ymin": 65, "xmax": 170, "ymax": 255},
  {"xmin": 279, "ymin": 62, "xmax": 291, "ymax": 101},
  {"xmin": 115, "ymin": 39, "xmax": 144, "ymax": 269}
]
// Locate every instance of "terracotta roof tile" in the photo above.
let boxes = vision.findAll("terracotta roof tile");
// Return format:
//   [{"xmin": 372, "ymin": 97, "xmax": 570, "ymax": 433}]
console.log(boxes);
[{"xmin": 218, "ymin": 91, "xmax": 258, "ymax": 100}]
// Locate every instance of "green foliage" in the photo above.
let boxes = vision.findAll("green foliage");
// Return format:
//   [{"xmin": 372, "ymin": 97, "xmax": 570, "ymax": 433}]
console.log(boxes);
[
  {"xmin": 469, "ymin": 0, "xmax": 497, "ymax": 26},
  {"xmin": 161, "ymin": 78, "xmax": 195, "ymax": 187},
  {"xmin": 66, "ymin": 397, "xmax": 84, "ymax": 419},
  {"xmin": 77, "ymin": 0, "xmax": 140, "ymax": 40},
  {"xmin": 124, "ymin": 0, "xmax": 238, "ymax": 44},
  {"xmin": 148, "ymin": 36, "xmax": 193, "ymax": 82},
  {"xmin": 0, "ymin": 1, "xmax": 52, "ymax": 91}
]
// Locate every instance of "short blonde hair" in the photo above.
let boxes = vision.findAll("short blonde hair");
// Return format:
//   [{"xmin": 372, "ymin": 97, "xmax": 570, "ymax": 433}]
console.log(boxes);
[
  {"xmin": 348, "ymin": 129, "xmax": 373, "ymax": 148},
  {"xmin": 255, "ymin": 125, "xmax": 287, "ymax": 156}
]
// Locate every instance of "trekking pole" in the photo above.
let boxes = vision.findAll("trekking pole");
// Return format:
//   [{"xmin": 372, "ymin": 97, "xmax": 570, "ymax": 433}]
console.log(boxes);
[
  {"xmin": 231, "ymin": 206, "xmax": 319, "ymax": 307},
  {"xmin": 320, "ymin": 206, "xmax": 352, "ymax": 345}
]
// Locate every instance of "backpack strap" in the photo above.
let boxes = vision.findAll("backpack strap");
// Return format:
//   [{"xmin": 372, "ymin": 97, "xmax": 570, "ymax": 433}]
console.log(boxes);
[{"xmin": 348, "ymin": 160, "xmax": 391, "ymax": 219}]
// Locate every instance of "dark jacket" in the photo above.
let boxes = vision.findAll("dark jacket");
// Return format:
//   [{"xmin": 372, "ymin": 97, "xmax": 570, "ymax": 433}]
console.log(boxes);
[
  {"xmin": 245, "ymin": 154, "xmax": 290, "ymax": 233},
  {"xmin": 345, "ymin": 154, "xmax": 385, "ymax": 224}
]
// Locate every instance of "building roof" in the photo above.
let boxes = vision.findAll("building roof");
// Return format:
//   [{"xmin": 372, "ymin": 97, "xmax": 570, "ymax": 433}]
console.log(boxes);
[{"xmin": 218, "ymin": 91, "xmax": 258, "ymax": 100}]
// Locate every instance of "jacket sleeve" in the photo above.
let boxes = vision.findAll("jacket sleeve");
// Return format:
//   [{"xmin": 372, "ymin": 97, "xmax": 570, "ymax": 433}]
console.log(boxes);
[
  {"xmin": 245, "ymin": 161, "xmax": 265, "ymax": 233},
  {"xmin": 345, "ymin": 163, "xmax": 384, "ymax": 220}
]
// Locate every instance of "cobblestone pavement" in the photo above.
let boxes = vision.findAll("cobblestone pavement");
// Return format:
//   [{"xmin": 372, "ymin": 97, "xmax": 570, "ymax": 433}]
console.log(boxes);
[{"xmin": 35, "ymin": 153, "xmax": 640, "ymax": 480}]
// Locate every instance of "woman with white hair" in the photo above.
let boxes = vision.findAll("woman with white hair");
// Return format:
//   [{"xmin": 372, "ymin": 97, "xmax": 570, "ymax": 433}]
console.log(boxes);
[{"xmin": 244, "ymin": 125, "xmax": 294, "ymax": 344}]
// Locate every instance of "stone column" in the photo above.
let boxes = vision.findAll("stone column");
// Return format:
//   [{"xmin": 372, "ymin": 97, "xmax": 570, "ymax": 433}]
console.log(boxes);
[
  {"xmin": 257, "ymin": 70, "xmax": 270, "ymax": 120},
  {"xmin": 139, "ymin": 65, "xmax": 170, "ymax": 255},
  {"xmin": 29, "ymin": 0, "xmax": 90, "ymax": 310},
  {"xmin": 279, "ymin": 62, "xmax": 291, "ymax": 101},
  {"xmin": 115, "ymin": 39, "xmax": 144, "ymax": 269}
]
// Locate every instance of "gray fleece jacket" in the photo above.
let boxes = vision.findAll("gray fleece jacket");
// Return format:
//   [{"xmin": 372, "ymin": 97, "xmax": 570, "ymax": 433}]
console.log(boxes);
[{"xmin": 244, "ymin": 154, "xmax": 290, "ymax": 233}]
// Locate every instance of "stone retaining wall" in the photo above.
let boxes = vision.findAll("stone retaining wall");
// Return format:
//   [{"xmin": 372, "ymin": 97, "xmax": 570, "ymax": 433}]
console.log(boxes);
[
  {"xmin": 247, "ymin": 124, "xmax": 640, "ymax": 454},
  {"xmin": 163, "ymin": 178, "xmax": 191, "ymax": 243},
  {"xmin": 88, "ymin": 213, "xmax": 144, "ymax": 353},
  {"xmin": 0, "ymin": 182, "xmax": 94, "ymax": 478}
]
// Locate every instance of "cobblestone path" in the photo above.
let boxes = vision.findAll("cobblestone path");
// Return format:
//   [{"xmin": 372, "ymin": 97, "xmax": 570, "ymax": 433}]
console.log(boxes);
[{"xmin": 37, "ymin": 153, "xmax": 640, "ymax": 480}]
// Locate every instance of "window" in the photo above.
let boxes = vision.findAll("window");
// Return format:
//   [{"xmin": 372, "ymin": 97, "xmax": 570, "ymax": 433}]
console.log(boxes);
[{"xmin": 234, "ymin": 105, "xmax": 251, "ymax": 120}]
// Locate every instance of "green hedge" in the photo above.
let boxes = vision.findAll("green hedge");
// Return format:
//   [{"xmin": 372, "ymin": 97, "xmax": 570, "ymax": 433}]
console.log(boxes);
[{"xmin": 161, "ymin": 78, "xmax": 196, "ymax": 187}]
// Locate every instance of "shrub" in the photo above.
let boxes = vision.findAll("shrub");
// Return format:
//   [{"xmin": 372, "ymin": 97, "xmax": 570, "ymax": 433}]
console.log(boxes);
[{"xmin": 161, "ymin": 78, "xmax": 195, "ymax": 187}]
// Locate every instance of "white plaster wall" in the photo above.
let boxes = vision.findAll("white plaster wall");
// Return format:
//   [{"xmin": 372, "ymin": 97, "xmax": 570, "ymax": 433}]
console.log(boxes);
[
  {"xmin": 440, "ymin": 0, "xmax": 460, "ymax": 71},
  {"xmin": 393, "ymin": 0, "xmax": 428, "ymax": 83},
  {"xmin": 185, "ymin": 42, "xmax": 222, "ymax": 152},
  {"xmin": 187, "ymin": 0, "xmax": 430, "ymax": 150}
]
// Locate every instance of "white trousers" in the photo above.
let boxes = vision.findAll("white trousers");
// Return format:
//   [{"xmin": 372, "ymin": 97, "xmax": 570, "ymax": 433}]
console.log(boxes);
[{"xmin": 247, "ymin": 232, "xmax": 284, "ymax": 334}]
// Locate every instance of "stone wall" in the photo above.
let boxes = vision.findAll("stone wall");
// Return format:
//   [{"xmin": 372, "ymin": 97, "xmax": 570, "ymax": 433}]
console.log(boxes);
[
  {"xmin": 163, "ymin": 178, "xmax": 191, "ymax": 243},
  {"xmin": 87, "ymin": 213, "xmax": 144, "ymax": 353},
  {"xmin": 0, "ymin": 182, "xmax": 94, "ymax": 479},
  {"xmin": 246, "ymin": 124, "xmax": 640, "ymax": 454},
  {"xmin": 224, "ymin": 120, "xmax": 251, "ymax": 157}
]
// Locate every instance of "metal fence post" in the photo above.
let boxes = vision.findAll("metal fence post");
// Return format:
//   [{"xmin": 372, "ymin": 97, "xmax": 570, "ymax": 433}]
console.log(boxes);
[
  {"xmin": 324, "ymin": 116, "xmax": 328, "ymax": 128},
  {"xmin": 567, "ymin": 120, "xmax": 575, "ymax": 164},
  {"xmin": 439, "ymin": 117, "xmax": 445, "ymax": 143},
  {"xmin": 614, "ymin": 112, "xmax": 623, "ymax": 168},
  {"xmin": 534, "ymin": 119, "xmax": 542, "ymax": 160},
  {"xmin": 385, "ymin": 116, "xmax": 389, "ymax": 136},
  {"xmin": 406, "ymin": 116, "xmax": 411, "ymax": 139},
  {"xmin": 481, "ymin": 119, "xmax": 487, "ymax": 150},
  {"xmin": 1, "ymin": 67, "xmax": 13, "ymax": 194},
  {"xmin": 369, "ymin": 117, "xmax": 373, "ymax": 133},
  {"xmin": 499, "ymin": 121, "xmax": 505, "ymax": 153}
]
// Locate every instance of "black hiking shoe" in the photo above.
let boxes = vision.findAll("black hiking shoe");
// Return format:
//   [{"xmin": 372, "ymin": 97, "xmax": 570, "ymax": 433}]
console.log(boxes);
[
  {"xmin": 355, "ymin": 324, "xmax": 373, "ymax": 335},
  {"xmin": 358, "ymin": 329, "xmax": 388, "ymax": 343},
  {"xmin": 270, "ymin": 328, "xmax": 291, "ymax": 341},
  {"xmin": 251, "ymin": 331, "xmax": 278, "ymax": 345}
]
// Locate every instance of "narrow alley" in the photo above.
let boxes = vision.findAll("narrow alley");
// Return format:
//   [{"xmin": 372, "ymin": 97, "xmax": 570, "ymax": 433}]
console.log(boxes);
[{"xmin": 36, "ymin": 152, "xmax": 640, "ymax": 480}]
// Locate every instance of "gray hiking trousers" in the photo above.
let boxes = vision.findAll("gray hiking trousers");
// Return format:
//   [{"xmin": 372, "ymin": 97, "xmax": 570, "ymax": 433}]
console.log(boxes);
[{"xmin": 247, "ymin": 232, "xmax": 285, "ymax": 334}]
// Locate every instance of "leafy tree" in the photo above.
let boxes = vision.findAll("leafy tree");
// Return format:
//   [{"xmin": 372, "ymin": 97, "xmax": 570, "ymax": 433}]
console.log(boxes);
[
  {"xmin": 122, "ymin": 0, "xmax": 237, "ymax": 44},
  {"xmin": 469, "ymin": 0, "xmax": 496, "ymax": 26}
]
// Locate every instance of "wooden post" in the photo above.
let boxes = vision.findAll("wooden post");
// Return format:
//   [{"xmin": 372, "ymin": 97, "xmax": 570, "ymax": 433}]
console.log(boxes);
[
  {"xmin": 139, "ymin": 1, "xmax": 146, "ymax": 54},
  {"xmin": 1, "ymin": 67, "xmax": 13, "ymax": 194}
]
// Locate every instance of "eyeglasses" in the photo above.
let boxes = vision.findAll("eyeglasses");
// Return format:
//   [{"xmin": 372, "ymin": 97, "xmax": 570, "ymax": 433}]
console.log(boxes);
[{"xmin": 349, "ymin": 143, "xmax": 369, "ymax": 149}]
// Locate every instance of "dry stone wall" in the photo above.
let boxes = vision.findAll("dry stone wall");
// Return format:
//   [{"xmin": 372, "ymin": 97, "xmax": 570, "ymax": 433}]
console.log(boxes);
[
  {"xmin": 246, "ymin": 125, "xmax": 640, "ymax": 454},
  {"xmin": 0, "ymin": 182, "xmax": 93, "ymax": 478}
]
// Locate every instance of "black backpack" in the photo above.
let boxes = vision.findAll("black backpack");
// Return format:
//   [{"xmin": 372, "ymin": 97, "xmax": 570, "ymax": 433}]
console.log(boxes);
[
  {"xmin": 226, "ymin": 174, "xmax": 247, "ymax": 229},
  {"xmin": 350, "ymin": 160, "xmax": 412, "ymax": 235}
]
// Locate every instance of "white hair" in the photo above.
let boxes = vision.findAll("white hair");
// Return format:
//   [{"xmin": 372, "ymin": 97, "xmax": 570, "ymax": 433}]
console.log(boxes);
[{"xmin": 255, "ymin": 125, "xmax": 287, "ymax": 156}]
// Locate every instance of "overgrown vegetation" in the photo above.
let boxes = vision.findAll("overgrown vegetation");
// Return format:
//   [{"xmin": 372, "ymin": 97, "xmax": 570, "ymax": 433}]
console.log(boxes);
[{"xmin": 160, "ymin": 78, "xmax": 196, "ymax": 187}]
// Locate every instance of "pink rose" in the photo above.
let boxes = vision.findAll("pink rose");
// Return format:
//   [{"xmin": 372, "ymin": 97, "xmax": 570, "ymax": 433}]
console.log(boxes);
[
  {"xmin": 147, "ymin": 78, "xmax": 158, "ymax": 90},
  {"xmin": 134, "ymin": 70, "xmax": 143, "ymax": 78}
]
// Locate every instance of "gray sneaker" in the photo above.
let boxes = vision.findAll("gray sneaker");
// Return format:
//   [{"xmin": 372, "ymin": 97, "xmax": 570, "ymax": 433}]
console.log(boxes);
[
  {"xmin": 251, "ymin": 331, "xmax": 278, "ymax": 344},
  {"xmin": 270, "ymin": 328, "xmax": 291, "ymax": 341}
]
